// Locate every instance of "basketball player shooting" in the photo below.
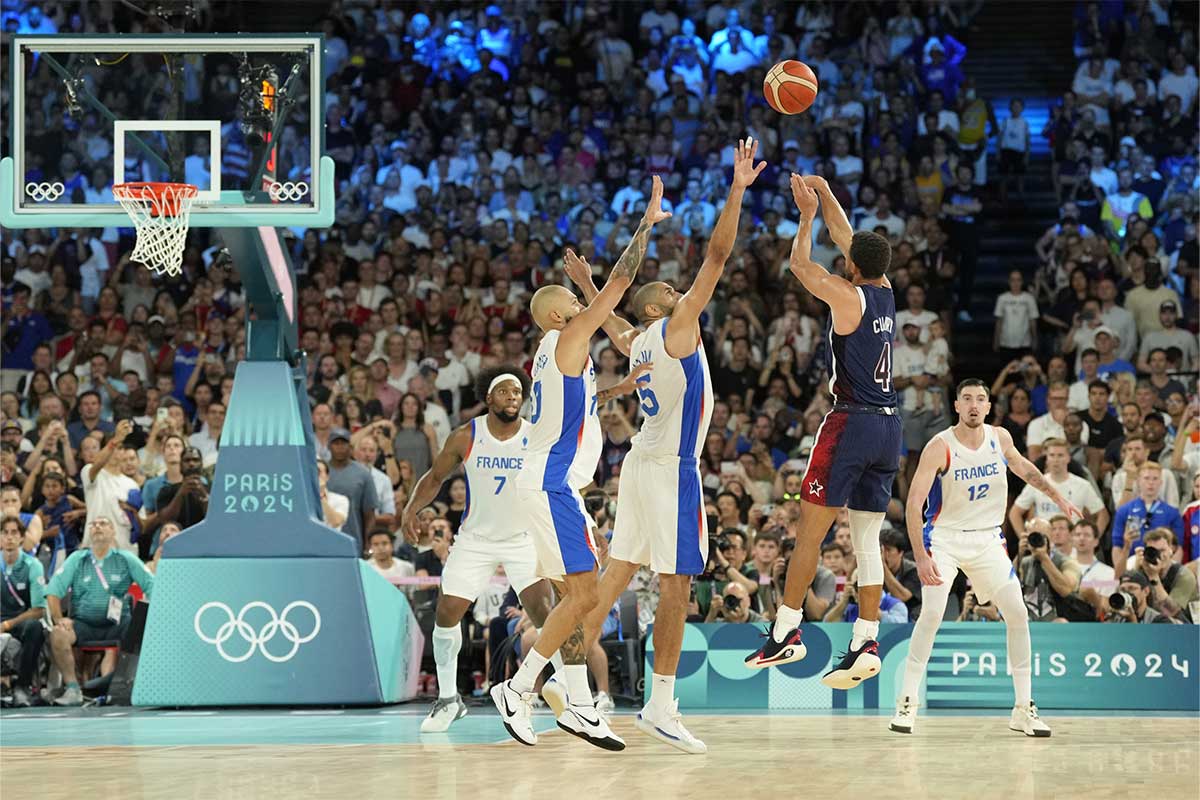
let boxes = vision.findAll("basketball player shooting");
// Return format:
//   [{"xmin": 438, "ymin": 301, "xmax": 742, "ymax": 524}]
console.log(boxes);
[
  {"xmin": 745, "ymin": 175, "xmax": 901, "ymax": 689},
  {"xmin": 491, "ymin": 177, "xmax": 671, "ymax": 750},
  {"xmin": 563, "ymin": 138, "xmax": 766, "ymax": 754},
  {"xmin": 892, "ymin": 379, "xmax": 1079, "ymax": 737}
]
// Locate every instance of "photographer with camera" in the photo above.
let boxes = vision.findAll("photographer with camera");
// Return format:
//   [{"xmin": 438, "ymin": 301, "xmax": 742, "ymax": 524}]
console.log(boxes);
[
  {"xmin": 704, "ymin": 580, "xmax": 765, "ymax": 624},
  {"xmin": 1018, "ymin": 517, "xmax": 1082, "ymax": 621},
  {"xmin": 694, "ymin": 528, "xmax": 757, "ymax": 616},
  {"xmin": 823, "ymin": 567, "xmax": 910, "ymax": 623},
  {"xmin": 1111, "ymin": 461, "xmax": 1184, "ymax": 579},
  {"xmin": 1127, "ymin": 528, "xmax": 1197, "ymax": 622},
  {"xmin": 1103, "ymin": 572, "xmax": 1161, "ymax": 623}
]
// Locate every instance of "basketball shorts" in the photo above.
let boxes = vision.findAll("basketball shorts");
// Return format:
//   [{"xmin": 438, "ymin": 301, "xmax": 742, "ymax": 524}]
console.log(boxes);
[
  {"xmin": 800, "ymin": 409, "xmax": 902, "ymax": 512},
  {"xmin": 610, "ymin": 450, "xmax": 708, "ymax": 576},
  {"xmin": 441, "ymin": 532, "xmax": 542, "ymax": 601},
  {"xmin": 517, "ymin": 487, "xmax": 597, "ymax": 579},
  {"xmin": 927, "ymin": 527, "xmax": 1017, "ymax": 604}
]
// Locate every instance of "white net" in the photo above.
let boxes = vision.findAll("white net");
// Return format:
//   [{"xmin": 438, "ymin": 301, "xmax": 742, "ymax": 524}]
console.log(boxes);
[{"xmin": 112, "ymin": 182, "xmax": 199, "ymax": 277}]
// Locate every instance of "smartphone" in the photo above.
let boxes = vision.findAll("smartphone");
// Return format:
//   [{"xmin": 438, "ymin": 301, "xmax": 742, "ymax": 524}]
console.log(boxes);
[
  {"xmin": 720, "ymin": 462, "xmax": 738, "ymax": 475},
  {"xmin": 156, "ymin": 407, "xmax": 169, "ymax": 423}
]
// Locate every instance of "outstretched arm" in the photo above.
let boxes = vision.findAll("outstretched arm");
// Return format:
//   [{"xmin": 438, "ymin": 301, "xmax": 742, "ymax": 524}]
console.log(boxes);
[
  {"xmin": 558, "ymin": 176, "xmax": 671, "ymax": 364},
  {"xmin": 802, "ymin": 175, "xmax": 853, "ymax": 259},
  {"xmin": 563, "ymin": 248, "xmax": 639, "ymax": 357},
  {"xmin": 787, "ymin": 176, "xmax": 863, "ymax": 333},
  {"xmin": 400, "ymin": 425, "xmax": 469, "ymax": 542},
  {"xmin": 996, "ymin": 426, "xmax": 1081, "ymax": 521},
  {"xmin": 669, "ymin": 137, "xmax": 767, "ymax": 350}
]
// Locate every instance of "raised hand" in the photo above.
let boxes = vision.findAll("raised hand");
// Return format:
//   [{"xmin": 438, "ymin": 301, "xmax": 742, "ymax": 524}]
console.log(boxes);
[
  {"xmin": 562, "ymin": 248, "xmax": 594, "ymax": 289},
  {"xmin": 790, "ymin": 173, "xmax": 819, "ymax": 218},
  {"xmin": 732, "ymin": 136, "xmax": 768, "ymax": 188},
  {"xmin": 802, "ymin": 174, "xmax": 830, "ymax": 193},
  {"xmin": 643, "ymin": 175, "xmax": 672, "ymax": 226}
]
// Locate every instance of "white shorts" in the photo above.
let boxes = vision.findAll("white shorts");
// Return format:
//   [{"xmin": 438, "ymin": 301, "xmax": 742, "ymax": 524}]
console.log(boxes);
[
  {"xmin": 927, "ymin": 527, "xmax": 1017, "ymax": 604},
  {"xmin": 610, "ymin": 450, "xmax": 708, "ymax": 575},
  {"xmin": 517, "ymin": 487, "xmax": 597, "ymax": 580},
  {"xmin": 440, "ymin": 532, "xmax": 542, "ymax": 601}
]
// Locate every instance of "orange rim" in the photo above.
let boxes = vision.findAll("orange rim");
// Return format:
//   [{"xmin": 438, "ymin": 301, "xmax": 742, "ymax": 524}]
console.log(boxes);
[{"xmin": 113, "ymin": 181, "xmax": 198, "ymax": 217}]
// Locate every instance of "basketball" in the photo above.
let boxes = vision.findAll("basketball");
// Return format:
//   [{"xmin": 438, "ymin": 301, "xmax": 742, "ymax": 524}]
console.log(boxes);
[{"xmin": 764, "ymin": 60, "xmax": 819, "ymax": 115}]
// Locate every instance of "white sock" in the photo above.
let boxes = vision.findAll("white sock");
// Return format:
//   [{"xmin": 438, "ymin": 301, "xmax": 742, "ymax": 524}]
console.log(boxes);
[
  {"xmin": 850, "ymin": 617, "xmax": 880, "ymax": 650},
  {"xmin": 432, "ymin": 624, "xmax": 462, "ymax": 700},
  {"xmin": 564, "ymin": 663, "xmax": 593, "ymax": 708},
  {"xmin": 772, "ymin": 604, "xmax": 803, "ymax": 643},
  {"xmin": 648, "ymin": 673, "xmax": 675, "ymax": 712},
  {"xmin": 511, "ymin": 648, "xmax": 550, "ymax": 695},
  {"xmin": 993, "ymin": 582, "xmax": 1032, "ymax": 707},
  {"xmin": 538, "ymin": 631, "xmax": 566, "ymax": 679},
  {"xmin": 900, "ymin": 582, "xmax": 950, "ymax": 702}
]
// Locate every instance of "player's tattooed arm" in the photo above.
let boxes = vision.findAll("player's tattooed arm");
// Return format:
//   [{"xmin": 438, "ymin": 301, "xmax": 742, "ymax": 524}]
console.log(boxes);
[
  {"xmin": 997, "ymin": 427, "xmax": 1081, "ymax": 521},
  {"xmin": 560, "ymin": 622, "xmax": 587, "ymax": 665},
  {"xmin": 564, "ymin": 248, "xmax": 639, "ymax": 356},
  {"xmin": 595, "ymin": 362, "xmax": 653, "ymax": 405},
  {"xmin": 610, "ymin": 175, "xmax": 671, "ymax": 282}
]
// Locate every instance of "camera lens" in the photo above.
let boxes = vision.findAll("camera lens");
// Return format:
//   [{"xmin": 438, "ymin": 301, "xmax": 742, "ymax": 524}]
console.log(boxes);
[
  {"xmin": 1108, "ymin": 591, "xmax": 1129, "ymax": 611},
  {"xmin": 1143, "ymin": 547, "xmax": 1160, "ymax": 565},
  {"xmin": 723, "ymin": 594, "xmax": 741, "ymax": 611},
  {"xmin": 1027, "ymin": 532, "xmax": 1047, "ymax": 550}
]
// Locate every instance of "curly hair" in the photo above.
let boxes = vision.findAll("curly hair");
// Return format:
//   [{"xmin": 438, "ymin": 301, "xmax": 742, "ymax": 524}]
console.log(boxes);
[
  {"xmin": 849, "ymin": 231, "xmax": 892, "ymax": 279},
  {"xmin": 474, "ymin": 364, "xmax": 532, "ymax": 402}
]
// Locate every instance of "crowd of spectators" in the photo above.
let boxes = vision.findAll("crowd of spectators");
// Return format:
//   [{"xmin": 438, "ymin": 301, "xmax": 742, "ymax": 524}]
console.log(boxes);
[{"xmin": 2, "ymin": 1, "xmax": 1198, "ymax": 704}]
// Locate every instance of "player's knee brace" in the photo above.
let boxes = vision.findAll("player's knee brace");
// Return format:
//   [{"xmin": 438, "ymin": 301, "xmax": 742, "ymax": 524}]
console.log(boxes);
[{"xmin": 848, "ymin": 510, "xmax": 886, "ymax": 586}]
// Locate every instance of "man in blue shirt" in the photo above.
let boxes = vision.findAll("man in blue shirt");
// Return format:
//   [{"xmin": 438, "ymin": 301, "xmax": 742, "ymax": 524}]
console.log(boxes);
[
  {"xmin": 46, "ymin": 516, "xmax": 154, "ymax": 706},
  {"xmin": 0, "ymin": 514, "xmax": 47, "ymax": 707},
  {"xmin": 2, "ymin": 283, "xmax": 54, "ymax": 372},
  {"xmin": 1111, "ymin": 462, "xmax": 1184, "ymax": 578},
  {"xmin": 1091, "ymin": 327, "xmax": 1136, "ymax": 380}
]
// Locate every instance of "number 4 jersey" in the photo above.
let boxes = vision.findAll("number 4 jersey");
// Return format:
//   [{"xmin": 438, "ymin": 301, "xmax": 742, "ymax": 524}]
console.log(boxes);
[
  {"xmin": 924, "ymin": 424, "xmax": 1009, "ymax": 533},
  {"xmin": 628, "ymin": 318, "xmax": 714, "ymax": 459},
  {"xmin": 829, "ymin": 284, "xmax": 898, "ymax": 408},
  {"xmin": 461, "ymin": 415, "xmax": 533, "ymax": 541},
  {"xmin": 517, "ymin": 329, "xmax": 603, "ymax": 493}
]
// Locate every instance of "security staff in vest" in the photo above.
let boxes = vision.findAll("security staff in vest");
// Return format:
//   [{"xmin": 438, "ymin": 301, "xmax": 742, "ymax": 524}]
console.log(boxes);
[
  {"xmin": 46, "ymin": 516, "xmax": 155, "ymax": 706},
  {"xmin": 0, "ymin": 514, "xmax": 47, "ymax": 707}
]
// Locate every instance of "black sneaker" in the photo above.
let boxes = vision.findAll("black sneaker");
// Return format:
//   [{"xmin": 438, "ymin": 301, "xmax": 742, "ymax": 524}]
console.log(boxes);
[
  {"xmin": 744, "ymin": 625, "xmax": 808, "ymax": 669},
  {"xmin": 820, "ymin": 640, "xmax": 881, "ymax": 690}
]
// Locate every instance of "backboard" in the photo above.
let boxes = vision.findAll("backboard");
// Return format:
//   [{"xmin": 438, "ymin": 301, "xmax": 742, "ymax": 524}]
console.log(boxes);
[{"xmin": 2, "ymin": 34, "xmax": 333, "ymax": 228}]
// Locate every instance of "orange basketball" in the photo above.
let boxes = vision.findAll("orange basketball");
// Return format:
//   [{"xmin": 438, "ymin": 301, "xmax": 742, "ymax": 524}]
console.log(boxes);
[{"xmin": 763, "ymin": 60, "xmax": 819, "ymax": 115}]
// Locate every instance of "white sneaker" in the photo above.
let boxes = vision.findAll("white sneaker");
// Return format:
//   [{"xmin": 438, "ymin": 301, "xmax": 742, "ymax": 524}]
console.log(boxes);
[
  {"xmin": 556, "ymin": 704, "xmax": 625, "ymax": 751},
  {"xmin": 595, "ymin": 690, "xmax": 615, "ymax": 719},
  {"xmin": 490, "ymin": 680, "xmax": 538, "ymax": 746},
  {"xmin": 420, "ymin": 694, "xmax": 468, "ymax": 733},
  {"xmin": 53, "ymin": 686, "xmax": 83, "ymax": 706},
  {"xmin": 635, "ymin": 700, "xmax": 707, "ymax": 754},
  {"xmin": 1010, "ymin": 702, "xmax": 1052, "ymax": 737},
  {"xmin": 889, "ymin": 696, "xmax": 917, "ymax": 734},
  {"xmin": 541, "ymin": 675, "xmax": 568, "ymax": 717}
]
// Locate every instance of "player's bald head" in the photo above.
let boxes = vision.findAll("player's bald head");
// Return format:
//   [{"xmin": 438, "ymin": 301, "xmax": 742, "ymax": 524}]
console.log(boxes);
[
  {"xmin": 530, "ymin": 285, "xmax": 579, "ymax": 331},
  {"xmin": 631, "ymin": 281, "xmax": 676, "ymax": 322}
]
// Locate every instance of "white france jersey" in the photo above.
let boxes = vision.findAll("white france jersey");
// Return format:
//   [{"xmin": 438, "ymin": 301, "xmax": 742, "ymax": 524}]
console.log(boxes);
[
  {"xmin": 923, "ymin": 424, "xmax": 1008, "ymax": 543},
  {"xmin": 517, "ymin": 329, "xmax": 602, "ymax": 492},
  {"xmin": 629, "ymin": 318, "xmax": 714, "ymax": 459},
  {"xmin": 461, "ymin": 416, "xmax": 532, "ymax": 541}
]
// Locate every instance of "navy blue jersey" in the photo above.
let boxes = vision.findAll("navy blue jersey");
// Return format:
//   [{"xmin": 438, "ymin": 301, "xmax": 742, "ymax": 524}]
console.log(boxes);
[{"xmin": 828, "ymin": 284, "xmax": 898, "ymax": 408}]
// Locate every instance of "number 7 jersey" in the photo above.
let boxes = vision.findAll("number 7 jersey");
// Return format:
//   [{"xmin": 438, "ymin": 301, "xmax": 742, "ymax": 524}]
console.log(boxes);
[
  {"xmin": 461, "ymin": 415, "xmax": 533, "ymax": 541},
  {"xmin": 517, "ymin": 329, "xmax": 603, "ymax": 492},
  {"xmin": 628, "ymin": 318, "xmax": 714, "ymax": 459}
]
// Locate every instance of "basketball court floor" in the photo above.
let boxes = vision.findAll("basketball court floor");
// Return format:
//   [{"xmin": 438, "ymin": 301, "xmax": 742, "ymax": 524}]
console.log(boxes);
[{"xmin": 2, "ymin": 705, "xmax": 1195, "ymax": 799}]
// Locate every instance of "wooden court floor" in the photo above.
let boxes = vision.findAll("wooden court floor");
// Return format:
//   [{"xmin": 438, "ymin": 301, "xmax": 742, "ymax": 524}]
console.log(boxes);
[{"xmin": 2, "ymin": 711, "xmax": 1196, "ymax": 800}]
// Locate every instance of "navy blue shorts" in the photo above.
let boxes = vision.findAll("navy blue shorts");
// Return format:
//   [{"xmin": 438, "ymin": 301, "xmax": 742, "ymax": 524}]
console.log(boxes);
[{"xmin": 800, "ymin": 409, "xmax": 902, "ymax": 513}]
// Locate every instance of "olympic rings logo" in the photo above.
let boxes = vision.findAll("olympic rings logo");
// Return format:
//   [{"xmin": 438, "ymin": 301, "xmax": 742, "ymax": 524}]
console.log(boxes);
[
  {"xmin": 193, "ymin": 601, "xmax": 321, "ymax": 663},
  {"xmin": 25, "ymin": 182, "xmax": 65, "ymax": 202},
  {"xmin": 266, "ymin": 180, "xmax": 310, "ymax": 202}
]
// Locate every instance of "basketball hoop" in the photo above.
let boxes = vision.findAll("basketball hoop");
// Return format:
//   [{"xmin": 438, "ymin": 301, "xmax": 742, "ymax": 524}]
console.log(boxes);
[{"xmin": 112, "ymin": 182, "xmax": 199, "ymax": 277}]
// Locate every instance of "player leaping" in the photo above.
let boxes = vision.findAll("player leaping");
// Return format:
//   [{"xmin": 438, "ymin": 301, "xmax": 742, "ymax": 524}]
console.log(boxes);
[
  {"xmin": 565, "ymin": 138, "xmax": 766, "ymax": 754},
  {"xmin": 491, "ymin": 176, "xmax": 671, "ymax": 750},
  {"xmin": 892, "ymin": 379, "xmax": 1078, "ymax": 737},
  {"xmin": 745, "ymin": 174, "xmax": 900, "ymax": 689}
]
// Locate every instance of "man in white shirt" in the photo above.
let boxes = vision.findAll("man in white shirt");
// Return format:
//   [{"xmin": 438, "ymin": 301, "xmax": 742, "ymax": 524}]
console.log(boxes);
[
  {"xmin": 1096, "ymin": 277, "xmax": 1138, "ymax": 361},
  {"xmin": 1071, "ymin": 519, "xmax": 1115, "ymax": 588},
  {"xmin": 1073, "ymin": 57, "xmax": 1113, "ymax": 127},
  {"xmin": 1109, "ymin": 432, "xmax": 1179, "ymax": 507},
  {"xmin": 187, "ymin": 402, "xmax": 224, "ymax": 469},
  {"xmin": 915, "ymin": 90, "xmax": 960, "ymax": 135},
  {"xmin": 82, "ymin": 421, "xmax": 141, "ymax": 552},
  {"xmin": 1010, "ymin": 439, "xmax": 1108, "ymax": 535},
  {"xmin": 894, "ymin": 284, "xmax": 938, "ymax": 344},
  {"xmin": 1157, "ymin": 51, "xmax": 1199, "ymax": 115},
  {"xmin": 1068, "ymin": 350, "xmax": 1102, "ymax": 410},
  {"xmin": 830, "ymin": 135, "xmax": 863, "ymax": 198},
  {"xmin": 1027, "ymin": 382, "xmax": 1089, "ymax": 461},
  {"xmin": 366, "ymin": 529, "xmax": 415, "ymax": 582},
  {"xmin": 895, "ymin": 323, "xmax": 947, "ymax": 484},
  {"xmin": 859, "ymin": 192, "xmax": 906, "ymax": 243},
  {"xmin": 610, "ymin": 168, "xmax": 645, "ymax": 217},
  {"xmin": 674, "ymin": 179, "xmax": 717, "ymax": 234},
  {"xmin": 1089, "ymin": 145, "xmax": 1119, "ymax": 197},
  {"xmin": 354, "ymin": 435, "xmax": 397, "ymax": 530},
  {"xmin": 993, "ymin": 269, "xmax": 1039, "ymax": 353}
]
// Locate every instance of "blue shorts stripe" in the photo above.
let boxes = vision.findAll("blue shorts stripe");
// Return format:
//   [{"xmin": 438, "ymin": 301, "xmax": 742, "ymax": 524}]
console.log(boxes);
[
  {"xmin": 674, "ymin": 464, "xmax": 704, "ymax": 574},
  {"xmin": 546, "ymin": 490, "xmax": 594, "ymax": 574}
]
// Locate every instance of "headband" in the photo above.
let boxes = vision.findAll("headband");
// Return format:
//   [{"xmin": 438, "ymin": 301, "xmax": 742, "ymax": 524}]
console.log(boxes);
[{"xmin": 488, "ymin": 374, "xmax": 522, "ymax": 395}]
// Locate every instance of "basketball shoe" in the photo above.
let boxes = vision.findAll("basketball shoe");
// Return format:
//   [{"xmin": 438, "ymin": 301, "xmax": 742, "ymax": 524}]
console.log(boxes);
[
  {"xmin": 541, "ymin": 675, "xmax": 568, "ymax": 717},
  {"xmin": 491, "ymin": 680, "xmax": 538, "ymax": 746},
  {"xmin": 744, "ymin": 625, "xmax": 807, "ymax": 669},
  {"xmin": 889, "ymin": 695, "xmax": 917, "ymax": 734},
  {"xmin": 556, "ymin": 704, "xmax": 626, "ymax": 751},
  {"xmin": 635, "ymin": 699, "xmax": 707, "ymax": 754},
  {"xmin": 420, "ymin": 694, "xmax": 468, "ymax": 733},
  {"xmin": 820, "ymin": 640, "xmax": 881, "ymax": 689},
  {"xmin": 1009, "ymin": 702, "xmax": 1052, "ymax": 737}
]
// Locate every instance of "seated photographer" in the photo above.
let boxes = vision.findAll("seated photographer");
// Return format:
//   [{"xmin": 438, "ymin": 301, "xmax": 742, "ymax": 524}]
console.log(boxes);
[
  {"xmin": 1018, "ymin": 518, "xmax": 1082, "ymax": 622},
  {"xmin": 823, "ymin": 567, "xmax": 910, "ymax": 623},
  {"xmin": 1102, "ymin": 573, "xmax": 1166, "ymax": 623},
  {"xmin": 704, "ymin": 581, "xmax": 765, "ymax": 624},
  {"xmin": 1, "ymin": 515, "xmax": 47, "ymax": 707},
  {"xmin": 1126, "ymin": 528, "xmax": 1197, "ymax": 622},
  {"xmin": 957, "ymin": 590, "xmax": 1002, "ymax": 622},
  {"xmin": 693, "ymin": 528, "xmax": 757, "ymax": 616}
]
